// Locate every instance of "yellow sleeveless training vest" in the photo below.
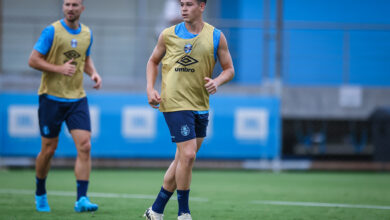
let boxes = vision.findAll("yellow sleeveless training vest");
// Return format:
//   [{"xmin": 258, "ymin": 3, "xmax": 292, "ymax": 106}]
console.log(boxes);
[
  {"xmin": 159, "ymin": 22, "xmax": 216, "ymax": 112},
  {"xmin": 38, "ymin": 20, "xmax": 91, "ymax": 99}
]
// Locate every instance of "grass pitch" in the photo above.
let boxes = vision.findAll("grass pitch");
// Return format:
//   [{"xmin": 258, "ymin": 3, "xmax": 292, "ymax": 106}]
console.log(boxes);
[{"xmin": 0, "ymin": 169, "xmax": 389, "ymax": 219}]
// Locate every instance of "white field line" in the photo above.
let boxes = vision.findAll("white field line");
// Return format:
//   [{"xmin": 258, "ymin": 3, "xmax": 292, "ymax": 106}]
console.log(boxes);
[
  {"xmin": 3, "ymin": 188, "xmax": 388, "ymax": 210},
  {"xmin": 252, "ymin": 200, "xmax": 390, "ymax": 210},
  {"xmin": 0, "ymin": 189, "xmax": 208, "ymax": 202}
]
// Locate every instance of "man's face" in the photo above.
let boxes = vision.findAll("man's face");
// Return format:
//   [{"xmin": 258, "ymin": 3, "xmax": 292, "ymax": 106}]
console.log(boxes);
[
  {"xmin": 63, "ymin": 0, "xmax": 84, "ymax": 23},
  {"xmin": 180, "ymin": 0, "xmax": 205, "ymax": 22}
]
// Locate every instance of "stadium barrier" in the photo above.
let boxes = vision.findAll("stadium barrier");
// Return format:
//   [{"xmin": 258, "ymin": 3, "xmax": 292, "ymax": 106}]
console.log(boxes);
[{"xmin": 0, "ymin": 92, "xmax": 280, "ymax": 160}]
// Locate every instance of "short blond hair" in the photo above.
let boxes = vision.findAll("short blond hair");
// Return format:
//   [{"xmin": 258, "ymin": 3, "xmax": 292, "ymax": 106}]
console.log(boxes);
[{"xmin": 63, "ymin": 0, "xmax": 84, "ymax": 4}]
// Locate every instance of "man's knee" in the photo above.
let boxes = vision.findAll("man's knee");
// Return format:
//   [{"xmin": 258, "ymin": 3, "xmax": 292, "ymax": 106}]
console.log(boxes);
[
  {"xmin": 41, "ymin": 139, "xmax": 58, "ymax": 157},
  {"xmin": 78, "ymin": 139, "xmax": 91, "ymax": 154},
  {"xmin": 180, "ymin": 150, "xmax": 196, "ymax": 164},
  {"xmin": 42, "ymin": 148, "xmax": 56, "ymax": 158}
]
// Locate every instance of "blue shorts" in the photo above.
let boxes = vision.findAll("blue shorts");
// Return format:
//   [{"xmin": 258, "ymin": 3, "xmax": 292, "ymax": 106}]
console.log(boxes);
[
  {"xmin": 38, "ymin": 94, "xmax": 91, "ymax": 138},
  {"xmin": 163, "ymin": 110, "xmax": 209, "ymax": 143}
]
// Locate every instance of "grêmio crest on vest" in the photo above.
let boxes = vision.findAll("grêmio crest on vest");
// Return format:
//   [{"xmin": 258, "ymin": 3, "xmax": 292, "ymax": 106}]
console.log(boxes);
[{"xmin": 175, "ymin": 43, "xmax": 198, "ymax": 72}]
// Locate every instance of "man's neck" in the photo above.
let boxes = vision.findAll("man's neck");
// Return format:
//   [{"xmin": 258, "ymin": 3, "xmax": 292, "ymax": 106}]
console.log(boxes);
[
  {"xmin": 64, "ymin": 19, "xmax": 80, "ymax": 30},
  {"xmin": 185, "ymin": 19, "xmax": 204, "ymax": 35}
]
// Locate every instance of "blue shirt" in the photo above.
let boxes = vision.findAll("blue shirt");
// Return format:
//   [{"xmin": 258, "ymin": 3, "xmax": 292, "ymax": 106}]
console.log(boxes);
[{"xmin": 34, "ymin": 19, "xmax": 93, "ymax": 56}]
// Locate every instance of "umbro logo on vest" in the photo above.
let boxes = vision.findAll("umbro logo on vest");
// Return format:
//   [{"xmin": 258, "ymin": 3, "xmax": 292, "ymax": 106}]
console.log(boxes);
[
  {"xmin": 63, "ymin": 50, "xmax": 81, "ymax": 65},
  {"xmin": 176, "ymin": 55, "xmax": 198, "ymax": 66},
  {"xmin": 175, "ymin": 55, "xmax": 198, "ymax": 72},
  {"xmin": 64, "ymin": 50, "xmax": 81, "ymax": 59}
]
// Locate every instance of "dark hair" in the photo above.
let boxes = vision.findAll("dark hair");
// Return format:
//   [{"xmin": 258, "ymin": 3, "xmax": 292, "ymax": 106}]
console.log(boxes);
[{"xmin": 197, "ymin": 0, "xmax": 207, "ymax": 4}]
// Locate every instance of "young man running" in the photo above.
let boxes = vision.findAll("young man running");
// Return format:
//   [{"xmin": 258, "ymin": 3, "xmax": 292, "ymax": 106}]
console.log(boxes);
[{"xmin": 144, "ymin": 0, "xmax": 234, "ymax": 219}]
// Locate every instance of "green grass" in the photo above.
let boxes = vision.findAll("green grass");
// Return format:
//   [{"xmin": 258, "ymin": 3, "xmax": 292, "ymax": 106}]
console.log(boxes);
[{"xmin": 0, "ymin": 169, "xmax": 390, "ymax": 219}]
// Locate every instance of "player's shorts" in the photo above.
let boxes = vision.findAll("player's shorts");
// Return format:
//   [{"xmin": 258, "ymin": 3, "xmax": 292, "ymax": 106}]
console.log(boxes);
[
  {"xmin": 163, "ymin": 110, "xmax": 209, "ymax": 143},
  {"xmin": 38, "ymin": 94, "xmax": 91, "ymax": 138}
]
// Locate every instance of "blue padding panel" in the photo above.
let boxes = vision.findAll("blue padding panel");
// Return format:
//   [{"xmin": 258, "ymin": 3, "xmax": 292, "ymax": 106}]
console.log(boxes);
[
  {"xmin": 0, "ymin": 93, "xmax": 281, "ymax": 159},
  {"xmin": 284, "ymin": 30, "xmax": 344, "ymax": 85},
  {"xmin": 349, "ymin": 31, "xmax": 390, "ymax": 86}
]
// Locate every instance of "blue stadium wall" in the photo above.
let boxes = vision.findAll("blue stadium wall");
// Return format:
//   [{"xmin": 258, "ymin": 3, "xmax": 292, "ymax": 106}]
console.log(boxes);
[
  {"xmin": 0, "ymin": 93, "xmax": 281, "ymax": 159},
  {"xmin": 221, "ymin": 0, "xmax": 390, "ymax": 86}
]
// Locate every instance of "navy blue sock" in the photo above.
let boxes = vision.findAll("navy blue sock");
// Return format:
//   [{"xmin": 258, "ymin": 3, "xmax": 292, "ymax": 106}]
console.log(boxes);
[
  {"xmin": 177, "ymin": 189, "xmax": 190, "ymax": 216},
  {"xmin": 76, "ymin": 180, "xmax": 89, "ymax": 200},
  {"xmin": 35, "ymin": 177, "xmax": 47, "ymax": 196},
  {"xmin": 152, "ymin": 187, "xmax": 174, "ymax": 214}
]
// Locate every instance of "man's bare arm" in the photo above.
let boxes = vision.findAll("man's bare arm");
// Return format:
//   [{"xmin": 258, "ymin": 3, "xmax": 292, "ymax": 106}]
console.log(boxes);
[
  {"xmin": 146, "ymin": 33, "xmax": 166, "ymax": 108},
  {"xmin": 204, "ymin": 33, "xmax": 235, "ymax": 94},
  {"xmin": 84, "ymin": 56, "xmax": 102, "ymax": 89},
  {"xmin": 28, "ymin": 50, "xmax": 76, "ymax": 76}
]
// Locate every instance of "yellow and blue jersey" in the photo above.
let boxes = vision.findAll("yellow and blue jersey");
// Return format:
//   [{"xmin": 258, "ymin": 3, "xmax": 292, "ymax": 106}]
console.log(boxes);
[
  {"xmin": 160, "ymin": 22, "xmax": 221, "ymax": 112},
  {"xmin": 34, "ymin": 19, "xmax": 93, "ymax": 100}
]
